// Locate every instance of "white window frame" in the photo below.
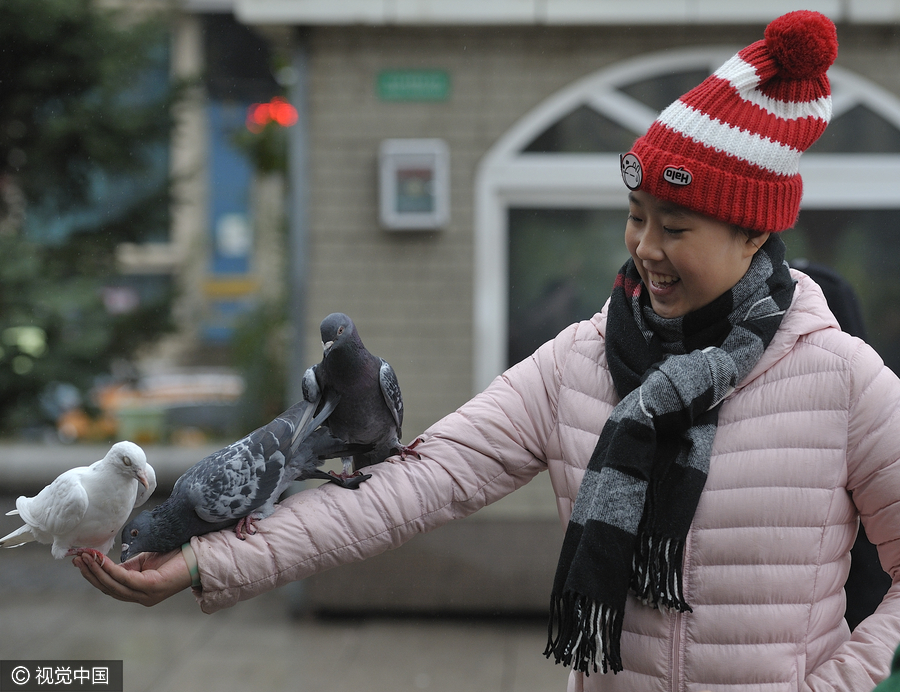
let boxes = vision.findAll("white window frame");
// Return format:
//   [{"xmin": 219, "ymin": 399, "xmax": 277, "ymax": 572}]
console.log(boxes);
[{"xmin": 473, "ymin": 47, "xmax": 900, "ymax": 392}]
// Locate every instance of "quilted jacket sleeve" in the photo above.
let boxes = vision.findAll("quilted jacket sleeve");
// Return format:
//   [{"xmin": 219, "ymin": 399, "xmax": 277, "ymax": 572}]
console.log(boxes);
[
  {"xmin": 191, "ymin": 324, "xmax": 578, "ymax": 614},
  {"xmin": 804, "ymin": 340, "xmax": 900, "ymax": 691}
]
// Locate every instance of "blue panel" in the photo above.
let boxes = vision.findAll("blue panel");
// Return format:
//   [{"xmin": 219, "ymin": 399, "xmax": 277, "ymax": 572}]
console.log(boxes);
[
  {"xmin": 202, "ymin": 298, "xmax": 256, "ymax": 343},
  {"xmin": 207, "ymin": 101, "xmax": 254, "ymax": 275}
]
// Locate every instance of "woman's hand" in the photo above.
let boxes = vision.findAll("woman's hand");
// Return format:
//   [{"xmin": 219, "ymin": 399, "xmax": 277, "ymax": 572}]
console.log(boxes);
[{"xmin": 73, "ymin": 548, "xmax": 193, "ymax": 607}]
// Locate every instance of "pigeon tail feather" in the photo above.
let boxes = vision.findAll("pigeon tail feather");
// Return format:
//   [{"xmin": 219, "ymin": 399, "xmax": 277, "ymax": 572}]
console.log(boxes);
[
  {"xmin": 0, "ymin": 524, "xmax": 36, "ymax": 549},
  {"xmin": 288, "ymin": 390, "xmax": 341, "ymax": 452},
  {"xmin": 291, "ymin": 393, "xmax": 341, "ymax": 456}
]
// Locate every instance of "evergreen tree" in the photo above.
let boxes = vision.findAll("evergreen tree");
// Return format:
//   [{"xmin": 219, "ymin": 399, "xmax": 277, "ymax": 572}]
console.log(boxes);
[{"xmin": 0, "ymin": 0, "xmax": 179, "ymax": 433}]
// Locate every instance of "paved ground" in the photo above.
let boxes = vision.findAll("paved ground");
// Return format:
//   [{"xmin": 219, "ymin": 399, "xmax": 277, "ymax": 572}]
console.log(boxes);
[{"xmin": 0, "ymin": 494, "xmax": 571, "ymax": 692}]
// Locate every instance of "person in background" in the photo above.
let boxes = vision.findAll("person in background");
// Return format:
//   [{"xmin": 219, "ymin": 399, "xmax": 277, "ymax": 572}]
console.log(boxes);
[
  {"xmin": 76, "ymin": 11, "xmax": 900, "ymax": 691},
  {"xmin": 789, "ymin": 259, "xmax": 867, "ymax": 343}
]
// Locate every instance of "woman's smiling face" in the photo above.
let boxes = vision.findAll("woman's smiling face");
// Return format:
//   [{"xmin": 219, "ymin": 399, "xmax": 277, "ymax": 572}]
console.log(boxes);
[{"xmin": 624, "ymin": 190, "xmax": 770, "ymax": 319}]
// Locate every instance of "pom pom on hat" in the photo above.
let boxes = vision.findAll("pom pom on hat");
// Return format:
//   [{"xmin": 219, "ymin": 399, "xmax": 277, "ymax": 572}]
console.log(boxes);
[
  {"xmin": 765, "ymin": 10, "xmax": 838, "ymax": 79},
  {"xmin": 621, "ymin": 10, "xmax": 838, "ymax": 232}
]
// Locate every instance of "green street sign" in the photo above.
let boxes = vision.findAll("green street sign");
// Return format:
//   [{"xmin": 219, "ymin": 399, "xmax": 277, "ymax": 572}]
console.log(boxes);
[{"xmin": 377, "ymin": 70, "xmax": 451, "ymax": 102}]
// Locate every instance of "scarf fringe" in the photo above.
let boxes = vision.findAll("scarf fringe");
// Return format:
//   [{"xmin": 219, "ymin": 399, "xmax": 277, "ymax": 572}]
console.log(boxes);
[
  {"xmin": 544, "ymin": 592, "xmax": 624, "ymax": 675},
  {"xmin": 631, "ymin": 533, "xmax": 692, "ymax": 612}
]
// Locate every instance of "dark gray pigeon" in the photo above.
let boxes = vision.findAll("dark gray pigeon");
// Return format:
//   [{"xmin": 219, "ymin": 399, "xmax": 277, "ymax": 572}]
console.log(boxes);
[
  {"xmin": 302, "ymin": 312, "xmax": 421, "ymax": 484},
  {"xmin": 119, "ymin": 398, "xmax": 370, "ymax": 562}
]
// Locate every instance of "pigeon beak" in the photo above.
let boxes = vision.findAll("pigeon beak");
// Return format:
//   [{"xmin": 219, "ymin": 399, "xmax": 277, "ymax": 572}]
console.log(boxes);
[
  {"xmin": 136, "ymin": 470, "xmax": 150, "ymax": 490},
  {"xmin": 323, "ymin": 340, "xmax": 334, "ymax": 353}
]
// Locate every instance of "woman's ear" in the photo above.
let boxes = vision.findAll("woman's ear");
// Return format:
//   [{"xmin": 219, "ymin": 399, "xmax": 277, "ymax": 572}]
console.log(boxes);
[{"xmin": 745, "ymin": 231, "xmax": 771, "ymax": 257}]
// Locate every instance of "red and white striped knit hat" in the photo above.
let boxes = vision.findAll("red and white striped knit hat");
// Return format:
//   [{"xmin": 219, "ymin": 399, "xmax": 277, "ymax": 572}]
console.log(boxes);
[{"xmin": 620, "ymin": 10, "xmax": 838, "ymax": 232}]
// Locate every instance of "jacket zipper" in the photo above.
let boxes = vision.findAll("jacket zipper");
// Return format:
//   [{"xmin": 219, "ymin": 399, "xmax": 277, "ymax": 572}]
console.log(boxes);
[
  {"xmin": 671, "ymin": 531, "xmax": 693, "ymax": 692},
  {"xmin": 671, "ymin": 609, "xmax": 684, "ymax": 692}
]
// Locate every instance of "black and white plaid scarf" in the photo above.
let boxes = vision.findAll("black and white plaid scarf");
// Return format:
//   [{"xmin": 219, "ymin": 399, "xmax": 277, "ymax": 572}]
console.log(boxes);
[{"xmin": 545, "ymin": 235, "xmax": 795, "ymax": 675}]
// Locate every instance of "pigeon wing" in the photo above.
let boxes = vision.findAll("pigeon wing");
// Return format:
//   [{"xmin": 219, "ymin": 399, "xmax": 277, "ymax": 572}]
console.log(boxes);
[
  {"xmin": 17, "ymin": 471, "xmax": 90, "ymax": 538},
  {"xmin": 190, "ymin": 430, "xmax": 286, "ymax": 524},
  {"xmin": 379, "ymin": 358, "xmax": 404, "ymax": 433},
  {"xmin": 302, "ymin": 364, "xmax": 322, "ymax": 404}
]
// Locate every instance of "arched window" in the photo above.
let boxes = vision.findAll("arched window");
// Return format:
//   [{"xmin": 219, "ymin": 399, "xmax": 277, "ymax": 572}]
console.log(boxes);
[{"xmin": 473, "ymin": 47, "xmax": 900, "ymax": 392}]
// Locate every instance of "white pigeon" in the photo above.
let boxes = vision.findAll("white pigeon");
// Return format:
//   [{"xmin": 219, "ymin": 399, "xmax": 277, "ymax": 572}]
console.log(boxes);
[{"xmin": 0, "ymin": 441, "xmax": 155, "ymax": 561}]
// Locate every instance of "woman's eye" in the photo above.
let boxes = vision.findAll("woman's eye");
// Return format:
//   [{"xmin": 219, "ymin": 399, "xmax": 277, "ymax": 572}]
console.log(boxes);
[
  {"xmin": 627, "ymin": 214, "xmax": 642, "ymax": 223},
  {"xmin": 663, "ymin": 226, "xmax": 686, "ymax": 235}
]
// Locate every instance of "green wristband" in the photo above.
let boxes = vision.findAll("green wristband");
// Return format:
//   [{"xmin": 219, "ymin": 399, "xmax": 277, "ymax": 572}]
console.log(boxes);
[{"xmin": 181, "ymin": 542, "xmax": 201, "ymax": 589}]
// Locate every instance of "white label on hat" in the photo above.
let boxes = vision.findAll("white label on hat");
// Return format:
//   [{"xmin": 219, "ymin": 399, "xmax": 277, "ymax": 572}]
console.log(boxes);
[{"xmin": 663, "ymin": 166, "xmax": 693, "ymax": 186}]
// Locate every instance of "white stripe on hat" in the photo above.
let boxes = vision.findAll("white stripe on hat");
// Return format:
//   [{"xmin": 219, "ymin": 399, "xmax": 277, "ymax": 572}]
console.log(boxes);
[
  {"xmin": 714, "ymin": 55, "xmax": 833, "ymax": 122},
  {"xmin": 656, "ymin": 100, "xmax": 802, "ymax": 176}
]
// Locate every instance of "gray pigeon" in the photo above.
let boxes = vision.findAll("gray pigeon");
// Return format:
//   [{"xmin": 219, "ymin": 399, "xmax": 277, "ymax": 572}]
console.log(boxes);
[
  {"xmin": 1, "ymin": 441, "xmax": 154, "ymax": 561},
  {"xmin": 302, "ymin": 312, "xmax": 421, "ymax": 484},
  {"xmin": 119, "ymin": 398, "xmax": 370, "ymax": 562}
]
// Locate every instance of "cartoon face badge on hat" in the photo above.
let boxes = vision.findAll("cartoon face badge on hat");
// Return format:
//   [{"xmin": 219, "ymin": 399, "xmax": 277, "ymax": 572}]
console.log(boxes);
[{"xmin": 620, "ymin": 153, "xmax": 643, "ymax": 190}]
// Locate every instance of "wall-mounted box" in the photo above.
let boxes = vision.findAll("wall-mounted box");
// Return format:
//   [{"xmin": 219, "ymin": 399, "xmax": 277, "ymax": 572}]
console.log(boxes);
[{"xmin": 378, "ymin": 138, "xmax": 449, "ymax": 230}]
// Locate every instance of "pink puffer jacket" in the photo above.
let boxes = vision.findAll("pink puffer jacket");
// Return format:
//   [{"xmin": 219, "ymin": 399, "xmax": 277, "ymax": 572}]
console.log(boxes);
[{"xmin": 192, "ymin": 271, "xmax": 900, "ymax": 691}]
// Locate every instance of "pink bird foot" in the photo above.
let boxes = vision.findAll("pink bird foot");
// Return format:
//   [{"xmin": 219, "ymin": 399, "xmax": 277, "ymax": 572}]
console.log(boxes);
[
  {"xmin": 234, "ymin": 516, "xmax": 259, "ymax": 540},
  {"xmin": 395, "ymin": 437, "xmax": 424, "ymax": 461},
  {"xmin": 69, "ymin": 547, "xmax": 105, "ymax": 564}
]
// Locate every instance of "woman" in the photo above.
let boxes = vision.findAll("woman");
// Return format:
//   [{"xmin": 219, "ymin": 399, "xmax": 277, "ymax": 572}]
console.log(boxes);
[{"xmin": 76, "ymin": 11, "xmax": 900, "ymax": 690}]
